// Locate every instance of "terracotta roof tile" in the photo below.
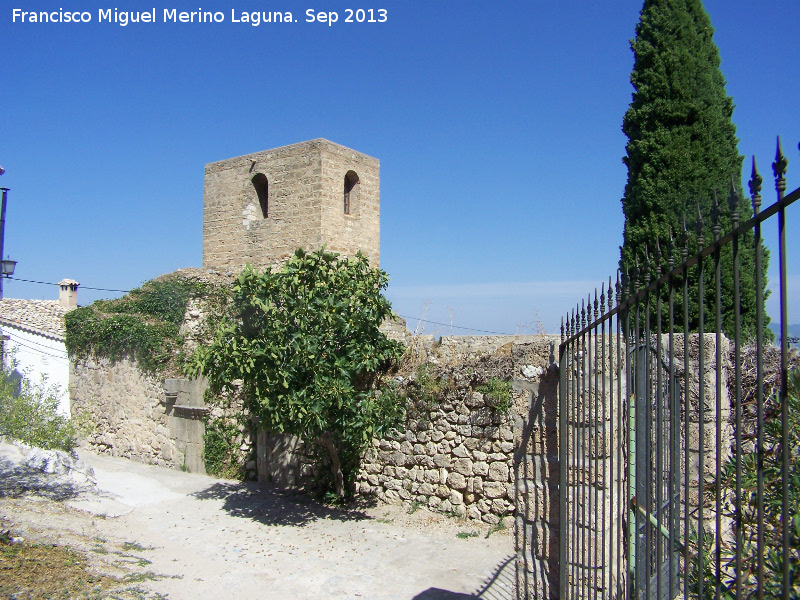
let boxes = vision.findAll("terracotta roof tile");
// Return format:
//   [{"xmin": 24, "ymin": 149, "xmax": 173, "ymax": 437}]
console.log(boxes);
[{"xmin": 0, "ymin": 299, "xmax": 69, "ymax": 340}]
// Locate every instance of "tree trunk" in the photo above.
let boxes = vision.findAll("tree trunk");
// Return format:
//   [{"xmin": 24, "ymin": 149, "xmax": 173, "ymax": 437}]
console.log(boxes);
[{"xmin": 319, "ymin": 433, "xmax": 344, "ymax": 498}]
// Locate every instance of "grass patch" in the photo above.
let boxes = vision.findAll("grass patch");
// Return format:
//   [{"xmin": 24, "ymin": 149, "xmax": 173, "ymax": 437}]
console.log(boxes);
[
  {"xmin": 121, "ymin": 541, "xmax": 150, "ymax": 552},
  {"xmin": 456, "ymin": 531, "xmax": 479, "ymax": 539},
  {"xmin": 485, "ymin": 517, "xmax": 506, "ymax": 538},
  {"xmin": 0, "ymin": 536, "xmax": 120, "ymax": 599}
]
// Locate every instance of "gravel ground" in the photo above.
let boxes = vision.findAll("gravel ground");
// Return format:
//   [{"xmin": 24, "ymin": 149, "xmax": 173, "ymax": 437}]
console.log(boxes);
[{"xmin": 0, "ymin": 443, "xmax": 515, "ymax": 600}]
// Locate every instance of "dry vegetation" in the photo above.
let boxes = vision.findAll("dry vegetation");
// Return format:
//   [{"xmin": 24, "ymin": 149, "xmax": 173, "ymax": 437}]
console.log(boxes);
[{"xmin": 0, "ymin": 502, "xmax": 172, "ymax": 600}]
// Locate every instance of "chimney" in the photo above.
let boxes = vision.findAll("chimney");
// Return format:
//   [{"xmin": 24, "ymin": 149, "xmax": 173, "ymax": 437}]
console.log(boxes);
[{"xmin": 58, "ymin": 279, "xmax": 79, "ymax": 309}]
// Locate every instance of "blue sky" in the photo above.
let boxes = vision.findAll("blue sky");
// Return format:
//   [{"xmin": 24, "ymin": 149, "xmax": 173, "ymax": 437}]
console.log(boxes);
[{"xmin": 1, "ymin": 0, "xmax": 798, "ymax": 335}]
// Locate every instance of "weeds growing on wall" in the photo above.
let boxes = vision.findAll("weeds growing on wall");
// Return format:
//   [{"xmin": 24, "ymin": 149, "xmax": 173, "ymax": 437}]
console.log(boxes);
[
  {"xmin": 202, "ymin": 415, "xmax": 248, "ymax": 480},
  {"xmin": 0, "ymin": 361, "xmax": 76, "ymax": 452},
  {"xmin": 407, "ymin": 364, "xmax": 446, "ymax": 411},
  {"xmin": 65, "ymin": 274, "xmax": 229, "ymax": 375},
  {"xmin": 477, "ymin": 378, "xmax": 513, "ymax": 413}
]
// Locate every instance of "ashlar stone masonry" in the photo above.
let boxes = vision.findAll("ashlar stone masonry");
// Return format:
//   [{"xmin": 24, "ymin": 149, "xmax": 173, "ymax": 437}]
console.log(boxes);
[{"xmin": 203, "ymin": 139, "xmax": 380, "ymax": 273}]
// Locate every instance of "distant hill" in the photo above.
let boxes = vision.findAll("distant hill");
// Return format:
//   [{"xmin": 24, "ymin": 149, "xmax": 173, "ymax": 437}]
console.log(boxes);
[{"xmin": 769, "ymin": 323, "xmax": 800, "ymax": 348}]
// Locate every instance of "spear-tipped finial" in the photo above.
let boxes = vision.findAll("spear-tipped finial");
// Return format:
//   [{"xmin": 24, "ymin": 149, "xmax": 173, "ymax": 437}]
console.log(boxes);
[
  {"xmin": 749, "ymin": 156, "xmax": 763, "ymax": 213},
  {"xmin": 727, "ymin": 175, "xmax": 740, "ymax": 228},
  {"xmin": 773, "ymin": 136, "xmax": 788, "ymax": 195},
  {"xmin": 608, "ymin": 275, "xmax": 614, "ymax": 310},
  {"xmin": 621, "ymin": 266, "xmax": 629, "ymax": 300},
  {"xmin": 633, "ymin": 257, "xmax": 641, "ymax": 293},
  {"xmin": 680, "ymin": 216, "xmax": 690, "ymax": 261},
  {"xmin": 711, "ymin": 188, "xmax": 722, "ymax": 240},
  {"xmin": 581, "ymin": 298, "xmax": 586, "ymax": 329},
  {"xmin": 600, "ymin": 282, "xmax": 606, "ymax": 315},
  {"xmin": 695, "ymin": 203, "xmax": 704, "ymax": 248},
  {"xmin": 654, "ymin": 236, "xmax": 662, "ymax": 277},
  {"xmin": 593, "ymin": 288, "xmax": 599, "ymax": 319}
]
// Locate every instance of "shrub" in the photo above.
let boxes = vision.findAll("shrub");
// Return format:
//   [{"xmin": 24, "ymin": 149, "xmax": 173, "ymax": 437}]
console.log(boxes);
[
  {"xmin": 65, "ymin": 273, "xmax": 228, "ymax": 375},
  {"xmin": 0, "ymin": 361, "xmax": 76, "ymax": 452}
]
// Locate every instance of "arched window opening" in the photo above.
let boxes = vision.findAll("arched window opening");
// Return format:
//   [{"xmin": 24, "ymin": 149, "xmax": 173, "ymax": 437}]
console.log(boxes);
[
  {"xmin": 344, "ymin": 170, "xmax": 359, "ymax": 215},
  {"xmin": 252, "ymin": 173, "xmax": 269, "ymax": 218}
]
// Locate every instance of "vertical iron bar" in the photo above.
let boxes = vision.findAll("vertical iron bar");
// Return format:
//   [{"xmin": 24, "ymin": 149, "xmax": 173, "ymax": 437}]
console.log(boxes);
[
  {"xmin": 600, "ymin": 278, "xmax": 614, "ymax": 598},
  {"xmin": 697, "ymin": 208, "xmax": 706, "ymax": 600},
  {"xmin": 656, "ymin": 256, "xmax": 665, "ymax": 600},
  {"xmin": 772, "ymin": 139, "xmax": 789, "ymax": 600},
  {"xmin": 714, "ymin": 192, "xmax": 723, "ymax": 600},
  {"xmin": 752, "ymin": 157, "xmax": 765, "ymax": 600},
  {"xmin": 682, "ymin": 233, "xmax": 690, "ymax": 600},
  {"xmin": 591, "ymin": 288, "xmax": 606, "ymax": 593},
  {"xmin": 593, "ymin": 291, "xmax": 602, "ymax": 599},
  {"xmin": 729, "ymin": 178, "xmax": 743, "ymax": 600},
  {"xmin": 573, "ymin": 309, "xmax": 580, "ymax": 600},
  {"xmin": 588, "ymin": 296, "xmax": 595, "ymax": 596},
  {"xmin": 644, "ymin": 268, "xmax": 653, "ymax": 599},
  {"xmin": 616, "ymin": 275, "xmax": 626, "ymax": 600},
  {"xmin": 581, "ymin": 302, "xmax": 592, "ymax": 591},
  {"xmin": 627, "ymin": 288, "xmax": 636, "ymax": 600},
  {"xmin": 668, "ymin": 238, "xmax": 678, "ymax": 600},
  {"xmin": 559, "ymin": 318, "xmax": 569, "ymax": 600}
]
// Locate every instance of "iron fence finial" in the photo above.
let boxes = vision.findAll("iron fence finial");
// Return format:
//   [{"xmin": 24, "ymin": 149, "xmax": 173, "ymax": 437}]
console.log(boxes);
[
  {"xmin": 712, "ymin": 188, "xmax": 722, "ymax": 240},
  {"xmin": 773, "ymin": 136, "xmax": 787, "ymax": 196},
  {"xmin": 622, "ymin": 267, "xmax": 630, "ymax": 302},
  {"xmin": 696, "ymin": 202, "xmax": 705, "ymax": 248},
  {"xmin": 643, "ymin": 246, "xmax": 652, "ymax": 285},
  {"xmin": 594, "ymin": 288, "xmax": 599, "ymax": 320},
  {"xmin": 750, "ymin": 156, "xmax": 763, "ymax": 213},
  {"xmin": 600, "ymin": 282, "xmax": 606, "ymax": 316},
  {"xmin": 655, "ymin": 236, "xmax": 662, "ymax": 277},
  {"xmin": 681, "ymin": 217, "xmax": 689, "ymax": 261},
  {"xmin": 571, "ymin": 307, "xmax": 576, "ymax": 337},
  {"xmin": 582, "ymin": 297, "xmax": 587, "ymax": 330},
  {"xmin": 727, "ymin": 175, "xmax": 740, "ymax": 228}
]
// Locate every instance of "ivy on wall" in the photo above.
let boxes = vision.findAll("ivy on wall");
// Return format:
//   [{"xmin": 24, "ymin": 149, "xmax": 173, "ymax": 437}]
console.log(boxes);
[{"xmin": 65, "ymin": 274, "xmax": 229, "ymax": 375}]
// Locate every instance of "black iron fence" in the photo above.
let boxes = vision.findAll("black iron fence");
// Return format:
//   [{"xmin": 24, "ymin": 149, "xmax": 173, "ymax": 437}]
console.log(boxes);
[{"xmin": 556, "ymin": 139, "xmax": 799, "ymax": 600}]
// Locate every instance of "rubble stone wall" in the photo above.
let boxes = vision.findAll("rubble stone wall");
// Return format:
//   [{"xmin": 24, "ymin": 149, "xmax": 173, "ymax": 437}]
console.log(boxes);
[{"xmin": 69, "ymin": 357, "xmax": 208, "ymax": 472}]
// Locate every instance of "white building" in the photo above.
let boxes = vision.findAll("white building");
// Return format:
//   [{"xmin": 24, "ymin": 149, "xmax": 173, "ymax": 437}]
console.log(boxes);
[{"xmin": 0, "ymin": 279, "xmax": 79, "ymax": 416}]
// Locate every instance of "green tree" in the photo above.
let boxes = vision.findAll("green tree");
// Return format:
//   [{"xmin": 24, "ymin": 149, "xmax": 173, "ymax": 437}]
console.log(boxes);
[
  {"xmin": 0, "ymin": 360, "xmax": 77, "ymax": 452},
  {"xmin": 620, "ymin": 0, "xmax": 768, "ymax": 338},
  {"xmin": 188, "ymin": 248, "xmax": 404, "ymax": 499}
]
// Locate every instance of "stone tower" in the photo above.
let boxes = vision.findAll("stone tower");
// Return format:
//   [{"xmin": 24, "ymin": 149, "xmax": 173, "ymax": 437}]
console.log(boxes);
[{"xmin": 202, "ymin": 139, "xmax": 380, "ymax": 273}]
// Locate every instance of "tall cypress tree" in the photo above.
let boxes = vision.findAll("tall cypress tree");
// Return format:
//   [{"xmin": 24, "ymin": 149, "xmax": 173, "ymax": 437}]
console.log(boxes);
[{"xmin": 620, "ymin": 0, "xmax": 768, "ymax": 338}]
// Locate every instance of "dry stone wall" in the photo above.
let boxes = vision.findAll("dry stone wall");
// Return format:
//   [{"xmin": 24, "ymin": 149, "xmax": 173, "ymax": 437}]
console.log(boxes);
[
  {"xmin": 252, "ymin": 335, "xmax": 560, "ymax": 526},
  {"xmin": 357, "ymin": 389, "xmax": 519, "ymax": 523}
]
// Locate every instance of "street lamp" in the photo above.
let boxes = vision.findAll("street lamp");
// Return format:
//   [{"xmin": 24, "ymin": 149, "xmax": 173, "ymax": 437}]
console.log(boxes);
[
  {"xmin": 1, "ymin": 258, "xmax": 16, "ymax": 278},
  {"xmin": 0, "ymin": 177, "xmax": 8, "ymax": 367},
  {"xmin": 0, "ymin": 181, "xmax": 13, "ymax": 300}
]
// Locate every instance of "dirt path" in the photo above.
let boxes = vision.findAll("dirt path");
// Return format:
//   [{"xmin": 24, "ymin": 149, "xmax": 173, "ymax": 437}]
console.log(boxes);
[{"xmin": 1, "ymin": 447, "xmax": 516, "ymax": 599}]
